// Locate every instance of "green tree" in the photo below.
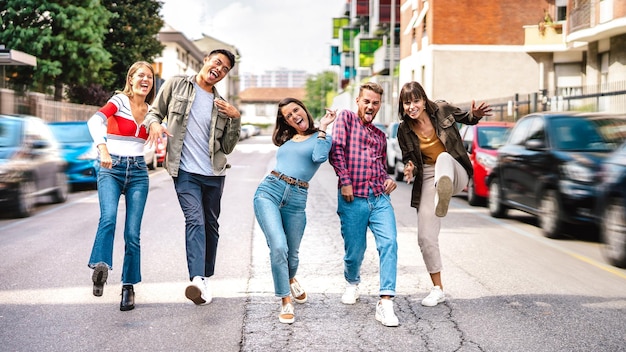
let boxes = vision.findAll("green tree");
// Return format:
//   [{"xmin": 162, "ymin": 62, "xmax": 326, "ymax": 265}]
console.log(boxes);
[
  {"xmin": 305, "ymin": 71, "xmax": 337, "ymax": 118},
  {"xmin": 0, "ymin": 0, "xmax": 112, "ymax": 101},
  {"xmin": 101, "ymin": 0, "xmax": 164, "ymax": 94}
]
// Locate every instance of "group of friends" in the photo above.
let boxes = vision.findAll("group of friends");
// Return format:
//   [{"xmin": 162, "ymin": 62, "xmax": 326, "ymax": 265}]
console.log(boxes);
[{"xmin": 85, "ymin": 49, "xmax": 492, "ymax": 327}]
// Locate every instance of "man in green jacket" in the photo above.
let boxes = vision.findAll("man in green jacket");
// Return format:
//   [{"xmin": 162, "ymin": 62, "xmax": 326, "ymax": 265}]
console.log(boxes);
[{"xmin": 144, "ymin": 49, "xmax": 241, "ymax": 305}]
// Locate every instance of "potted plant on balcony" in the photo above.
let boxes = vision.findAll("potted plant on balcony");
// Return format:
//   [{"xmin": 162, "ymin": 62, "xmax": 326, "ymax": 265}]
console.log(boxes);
[{"xmin": 538, "ymin": 10, "xmax": 562, "ymax": 36}]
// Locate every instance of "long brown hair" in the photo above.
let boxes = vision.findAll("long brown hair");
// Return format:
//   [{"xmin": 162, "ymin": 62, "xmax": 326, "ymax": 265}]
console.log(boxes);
[{"xmin": 272, "ymin": 97, "xmax": 317, "ymax": 146}]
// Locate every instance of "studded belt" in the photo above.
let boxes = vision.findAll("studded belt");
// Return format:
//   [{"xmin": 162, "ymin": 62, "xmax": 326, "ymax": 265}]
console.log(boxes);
[{"xmin": 270, "ymin": 170, "xmax": 309, "ymax": 189}]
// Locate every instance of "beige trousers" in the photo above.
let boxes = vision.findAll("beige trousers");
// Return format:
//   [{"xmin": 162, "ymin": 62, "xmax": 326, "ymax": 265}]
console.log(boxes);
[{"xmin": 417, "ymin": 152, "xmax": 468, "ymax": 273}]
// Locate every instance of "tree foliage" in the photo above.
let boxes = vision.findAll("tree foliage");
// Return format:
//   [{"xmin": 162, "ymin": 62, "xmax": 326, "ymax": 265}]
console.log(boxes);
[
  {"xmin": 0, "ymin": 0, "xmax": 112, "ymax": 100},
  {"xmin": 305, "ymin": 71, "xmax": 338, "ymax": 118},
  {"xmin": 101, "ymin": 0, "xmax": 164, "ymax": 94}
]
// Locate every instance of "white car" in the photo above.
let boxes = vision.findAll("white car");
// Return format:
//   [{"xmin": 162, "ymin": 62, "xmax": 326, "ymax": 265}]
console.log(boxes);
[{"xmin": 385, "ymin": 122, "xmax": 404, "ymax": 181}]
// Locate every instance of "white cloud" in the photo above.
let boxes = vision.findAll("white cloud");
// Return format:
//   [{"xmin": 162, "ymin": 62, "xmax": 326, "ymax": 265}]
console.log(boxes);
[{"xmin": 160, "ymin": 0, "xmax": 345, "ymax": 74}]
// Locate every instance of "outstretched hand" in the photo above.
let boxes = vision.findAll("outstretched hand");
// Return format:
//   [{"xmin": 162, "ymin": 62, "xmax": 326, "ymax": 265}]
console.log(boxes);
[
  {"xmin": 471, "ymin": 100, "xmax": 493, "ymax": 119},
  {"xmin": 319, "ymin": 108, "xmax": 338, "ymax": 131}
]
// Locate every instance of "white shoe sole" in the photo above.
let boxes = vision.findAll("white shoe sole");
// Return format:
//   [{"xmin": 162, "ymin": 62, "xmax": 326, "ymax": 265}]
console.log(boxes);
[
  {"xmin": 341, "ymin": 296, "xmax": 359, "ymax": 305},
  {"xmin": 421, "ymin": 297, "xmax": 445, "ymax": 307}
]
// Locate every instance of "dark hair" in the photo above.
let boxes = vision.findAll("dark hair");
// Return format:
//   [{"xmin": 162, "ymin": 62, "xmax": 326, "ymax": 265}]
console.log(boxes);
[
  {"xmin": 397, "ymin": 81, "xmax": 437, "ymax": 122},
  {"xmin": 120, "ymin": 61, "xmax": 156, "ymax": 104},
  {"xmin": 272, "ymin": 97, "xmax": 317, "ymax": 146},
  {"xmin": 208, "ymin": 49, "xmax": 236, "ymax": 70}
]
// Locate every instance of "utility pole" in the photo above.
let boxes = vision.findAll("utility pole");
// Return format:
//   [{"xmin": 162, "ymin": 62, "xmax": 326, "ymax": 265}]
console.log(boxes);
[{"xmin": 389, "ymin": 0, "xmax": 396, "ymax": 122}]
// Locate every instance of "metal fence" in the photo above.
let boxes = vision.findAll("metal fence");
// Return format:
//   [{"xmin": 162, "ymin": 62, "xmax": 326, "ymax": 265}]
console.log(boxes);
[
  {"xmin": 459, "ymin": 80, "xmax": 626, "ymax": 122},
  {"xmin": 1, "ymin": 90, "xmax": 98, "ymax": 122}
]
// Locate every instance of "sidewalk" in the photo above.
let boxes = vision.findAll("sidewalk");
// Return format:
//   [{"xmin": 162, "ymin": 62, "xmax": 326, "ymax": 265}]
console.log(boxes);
[{"xmin": 242, "ymin": 162, "xmax": 442, "ymax": 352}]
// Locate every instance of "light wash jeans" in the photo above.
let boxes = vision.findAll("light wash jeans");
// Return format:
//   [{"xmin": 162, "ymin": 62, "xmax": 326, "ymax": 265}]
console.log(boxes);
[
  {"xmin": 253, "ymin": 174, "xmax": 308, "ymax": 297},
  {"xmin": 173, "ymin": 169, "xmax": 225, "ymax": 280},
  {"xmin": 88, "ymin": 155, "xmax": 149, "ymax": 285},
  {"xmin": 337, "ymin": 189, "xmax": 398, "ymax": 297}
]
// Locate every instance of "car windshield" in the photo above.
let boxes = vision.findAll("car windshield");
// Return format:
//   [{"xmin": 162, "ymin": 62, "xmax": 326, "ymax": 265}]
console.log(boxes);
[
  {"xmin": 0, "ymin": 119, "xmax": 22, "ymax": 147},
  {"xmin": 49, "ymin": 123, "xmax": 93, "ymax": 143},
  {"xmin": 477, "ymin": 126, "xmax": 510, "ymax": 150},
  {"xmin": 551, "ymin": 116, "xmax": 626, "ymax": 152}
]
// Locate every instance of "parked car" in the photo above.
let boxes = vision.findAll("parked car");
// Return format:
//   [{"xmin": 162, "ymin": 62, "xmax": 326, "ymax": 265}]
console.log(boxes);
[
  {"xmin": 595, "ymin": 140, "xmax": 626, "ymax": 268},
  {"xmin": 155, "ymin": 134, "xmax": 167, "ymax": 167},
  {"xmin": 0, "ymin": 114, "xmax": 68, "ymax": 217},
  {"xmin": 48, "ymin": 121, "xmax": 99, "ymax": 189},
  {"xmin": 487, "ymin": 112, "xmax": 626, "ymax": 238},
  {"xmin": 460, "ymin": 121, "xmax": 514, "ymax": 206},
  {"xmin": 144, "ymin": 142, "xmax": 157, "ymax": 170},
  {"xmin": 242, "ymin": 124, "xmax": 261, "ymax": 137},
  {"xmin": 385, "ymin": 121, "xmax": 403, "ymax": 181}
]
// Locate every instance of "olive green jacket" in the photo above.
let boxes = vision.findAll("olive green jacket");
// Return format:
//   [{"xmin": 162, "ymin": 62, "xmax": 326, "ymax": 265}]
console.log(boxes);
[{"xmin": 143, "ymin": 75, "xmax": 241, "ymax": 177}]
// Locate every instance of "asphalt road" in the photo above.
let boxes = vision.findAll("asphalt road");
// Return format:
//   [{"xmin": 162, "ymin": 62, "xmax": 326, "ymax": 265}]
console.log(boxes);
[{"xmin": 1, "ymin": 134, "xmax": 625, "ymax": 352}]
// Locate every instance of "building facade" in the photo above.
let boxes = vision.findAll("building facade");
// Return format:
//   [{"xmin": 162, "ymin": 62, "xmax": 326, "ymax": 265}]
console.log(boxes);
[
  {"xmin": 331, "ymin": 0, "xmax": 626, "ymax": 116},
  {"xmin": 240, "ymin": 70, "xmax": 309, "ymax": 90}
]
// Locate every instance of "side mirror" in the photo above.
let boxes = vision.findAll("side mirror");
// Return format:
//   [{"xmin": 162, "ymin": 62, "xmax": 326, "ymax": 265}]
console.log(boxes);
[{"xmin": 525, "ymin": 139, "xmax": 545, "ymax": 150}]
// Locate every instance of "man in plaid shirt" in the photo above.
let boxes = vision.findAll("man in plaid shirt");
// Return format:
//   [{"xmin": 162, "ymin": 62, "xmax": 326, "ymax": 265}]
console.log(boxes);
[{"xmin": 329, "ymin": 82, "xmax": 400, "ymax": 327}]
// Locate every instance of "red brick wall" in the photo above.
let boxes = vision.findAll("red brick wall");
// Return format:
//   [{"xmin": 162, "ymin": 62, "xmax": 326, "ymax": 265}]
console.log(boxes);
[{"xmin": 431, "ymin": 0, "xmax": 553, "ymax": 45}]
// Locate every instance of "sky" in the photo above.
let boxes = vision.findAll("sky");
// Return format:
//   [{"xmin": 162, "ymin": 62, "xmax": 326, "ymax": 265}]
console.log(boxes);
[{"xmin": 160, "ymin": 0, "xmax": 346, "ymax": 75}]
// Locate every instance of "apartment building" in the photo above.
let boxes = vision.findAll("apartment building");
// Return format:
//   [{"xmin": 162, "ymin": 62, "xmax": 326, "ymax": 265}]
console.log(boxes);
[
  {"xmin": 240, "ymin": 70, "xmax": 309, "ymax": 90},
  {"xmin": 399, "ymin": 0, "xmax": 551, "ymax": 105},
  {"xmin": 333, "ymin": 0, "xmax": 626, "ymax": 115}
]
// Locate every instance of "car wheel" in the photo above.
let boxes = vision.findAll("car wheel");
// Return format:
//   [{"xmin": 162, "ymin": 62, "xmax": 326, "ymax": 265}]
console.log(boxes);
[
  {"xmin": 16, "ymin": 179, "xmax": 36, "ymax": 218},
  {"xmin": 600, "ymin": 200, "xmax": 626, "ymax": 268},
  {"xmin": 51, "ymin": 171, "xmax": 69, "ymax": 204},
  {"xmin": 467, "ymin": 177, "xmax": 483, "ymax": 206},
  {"xmin": 488, "ymin": 178, "xmax": 507, "ymax": 218},
  {"xmin": 539, "ymin": 189, "xmax": 563, "ymax": 239}
]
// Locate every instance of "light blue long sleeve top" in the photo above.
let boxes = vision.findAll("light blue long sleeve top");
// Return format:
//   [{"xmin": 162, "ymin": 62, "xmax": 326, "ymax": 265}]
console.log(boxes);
[{"xmin": 274, "ymin": 131, "xmax": 331, "ymax": 182}]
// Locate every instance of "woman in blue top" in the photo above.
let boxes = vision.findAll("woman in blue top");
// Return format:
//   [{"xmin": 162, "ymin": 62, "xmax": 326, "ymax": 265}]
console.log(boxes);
[{"xmin": 253, "ymin": 97, "xmax": 336, "ymax": 324}]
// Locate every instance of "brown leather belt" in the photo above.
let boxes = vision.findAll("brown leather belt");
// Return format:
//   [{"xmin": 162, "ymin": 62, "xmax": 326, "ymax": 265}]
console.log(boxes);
[{"xmin": 270, "ymin": 170, "xmax": 309, "ymax": 189}]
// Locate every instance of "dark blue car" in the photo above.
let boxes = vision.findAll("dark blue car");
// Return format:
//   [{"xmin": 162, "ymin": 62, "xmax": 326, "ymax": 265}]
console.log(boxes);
[
  {"xmin": 48, "ymin": 121, "xmax": 99, "ymax": 189},
  {"xmin": 596, "ymin": 140, "xmax": 626, "ymax": 268},
  {"xmin": 487, "ymin": 112, "xmax": 626, "ymax": 238}
]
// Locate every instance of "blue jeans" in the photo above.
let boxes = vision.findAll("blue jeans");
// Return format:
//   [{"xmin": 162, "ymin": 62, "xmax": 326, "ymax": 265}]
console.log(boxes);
[
  {"xmin": 253, "ymin": 174, "xmax": 308, "ymax": 297},
  {"xmin": 173, "ymin": 169, "xmax": 225, "ymax": 280},
  {"xmin": 88, "ymin": 155, "xmax": 149, "ymax": 285},
  {"xmin": 337, "ymin": 189, "xmax": 398, "ymax": 296}
]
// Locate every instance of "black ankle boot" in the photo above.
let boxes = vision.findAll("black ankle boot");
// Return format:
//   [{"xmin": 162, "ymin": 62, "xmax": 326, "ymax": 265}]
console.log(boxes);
[{"xmin": 120, "ymin": 285, "xmax": 135, "ymax": 311}]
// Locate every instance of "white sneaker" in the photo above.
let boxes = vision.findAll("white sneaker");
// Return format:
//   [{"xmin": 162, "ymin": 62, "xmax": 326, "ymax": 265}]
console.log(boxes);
[
  {"xmin": 421, "ymin": 286, "xmax": 445, "ymax": 307},
  {"xmin": 341, "ymin": 283, "xmax": 359, "ymax": 305},
  {"xmin": 435, "ymin": 176, "xmax": 453, "ymax": 217},
  {"xmin": 375, "ymin": 299, "xmax": 399, "ymax": 327},
  {"xmin": 202, "ymin": 277, "xmax": 213, "ymax": 304},
  {"xmin": 185, "ymin": 276, "xmax": 209, "ymax": 305}
]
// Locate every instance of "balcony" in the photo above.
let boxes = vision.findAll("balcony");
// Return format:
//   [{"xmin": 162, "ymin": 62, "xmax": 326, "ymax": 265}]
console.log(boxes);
[{"xmin": 523, "ymin": 22, "xmax": 567, "ymax": 52}]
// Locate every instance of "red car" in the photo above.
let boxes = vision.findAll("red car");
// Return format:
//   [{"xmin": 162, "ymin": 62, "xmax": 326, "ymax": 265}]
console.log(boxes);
[
  {"xmin": 155, "ymin": 135, "xmax": 167, "ymax": 167},
  {"xmin": 459, "ymin": 121, "xmax": 514, "ymax": 206}
]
